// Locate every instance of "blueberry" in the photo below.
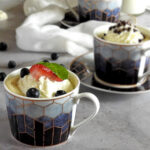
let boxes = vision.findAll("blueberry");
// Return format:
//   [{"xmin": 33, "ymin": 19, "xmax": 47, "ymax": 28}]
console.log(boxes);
[
  {"xmin": 0, "ymin": 42, "xmax": 7, "ymax": 51},
  {"xmin": 55, "ymin": 90, "xmax": 66, "ymax": 97},
  {"xmin": 26, "ymin": 88, "xmax": 40, "ymax": 98},
  {"xmin": 8, "ymin": 60, "xmax": 16, "ymax": 68},
  {"xmin": 20, "ymin": 68, "xmax": 30, "ymax": 78},
  {"xmin": 43, "ymin": 59, "xmax": 49, "ymax": 62},
  {"xmin": 0, "ymin": 72, "xmax": 6, "ymax": 81},
  {"xmin": 51, "ymin": 53, "xmax": 59, "ymax": 60}
]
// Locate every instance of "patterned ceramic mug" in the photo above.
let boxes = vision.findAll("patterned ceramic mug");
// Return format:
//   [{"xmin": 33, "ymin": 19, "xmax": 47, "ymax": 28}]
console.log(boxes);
[
  {"xmin": 4, "ymin": 68, "xmax": 100, "ymax": 147},
  {"xmin": 94, "ymin": 24, "xmax": 150, "ymax": 89},
  {"xmin": 65, "ymin": 0, "xmax": 122, "ymax": 22}
]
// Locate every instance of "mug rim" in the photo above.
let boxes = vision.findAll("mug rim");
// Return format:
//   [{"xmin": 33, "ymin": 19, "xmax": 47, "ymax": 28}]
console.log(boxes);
[
  {"xmin": 4, "ymin": 67, "xmax": 80, "ymax": 102},
  {"xmin": 93, "ymin": 24, "xmax": 150, "ymax": 47}
]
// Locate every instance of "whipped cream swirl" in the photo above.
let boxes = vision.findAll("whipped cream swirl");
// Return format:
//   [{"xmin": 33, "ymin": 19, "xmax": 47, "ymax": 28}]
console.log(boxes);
[
  {"xmin": 17, "ymin": 75, "xmax": 74, "ymax": 98},
  {"xmin": 103, "ymin": 21, "xmax": 145, "ymax": 44}
]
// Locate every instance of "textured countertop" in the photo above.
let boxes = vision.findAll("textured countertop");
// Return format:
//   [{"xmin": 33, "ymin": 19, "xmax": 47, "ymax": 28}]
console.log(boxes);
[{"xmin": 1, "ymin": 4, "xmax": 150, "ymax": 150}]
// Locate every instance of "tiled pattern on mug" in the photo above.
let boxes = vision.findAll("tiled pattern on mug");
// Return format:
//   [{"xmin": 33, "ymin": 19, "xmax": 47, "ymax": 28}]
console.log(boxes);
[
  {"xmin": 94, "ymin": 38, "xmax": 150, "ymax": 84},
  {"xmin": 78, "ymin": 0, "xmax": 121, "ymax": 22},
  {"xmin": 6, "ymin": 94, "xmax": 73, "ymax": 146},
  {"xmin": 70, "ymin": 60, "xmax": 91, "ymax": 81},
  {"xmin": 69, "ymin": 54, "xmax": 150, "ymax": 92}
]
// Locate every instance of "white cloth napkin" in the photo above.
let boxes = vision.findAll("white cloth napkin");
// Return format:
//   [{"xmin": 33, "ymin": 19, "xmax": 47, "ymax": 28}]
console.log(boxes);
[
  {"xmin": 16, "ymin": 0, "xmax": 111, "ymax": 56},
  {"xmin": 23, "ymin": 0, "xmax": 78, "ymax": 16}
]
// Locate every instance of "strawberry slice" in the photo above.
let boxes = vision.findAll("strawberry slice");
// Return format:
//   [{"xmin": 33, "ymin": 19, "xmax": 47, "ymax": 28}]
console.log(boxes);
[{"xmin": 30, "ymin": 64, "xmax": 63, "ymax": 82}]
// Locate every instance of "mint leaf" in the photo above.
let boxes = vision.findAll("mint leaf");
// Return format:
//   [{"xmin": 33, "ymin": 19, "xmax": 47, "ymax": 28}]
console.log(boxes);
[{"xmin": 38, "ymin": 62, "xmax": 68, "ymax": 80}]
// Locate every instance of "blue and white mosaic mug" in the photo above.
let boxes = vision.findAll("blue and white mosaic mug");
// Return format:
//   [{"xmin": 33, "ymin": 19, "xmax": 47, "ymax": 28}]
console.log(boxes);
[
  {"xmin": 4, "ymin": 69, "xmax": 100, "ymax": 147},
  {"xmin": 65, "ymin": 0, "xmax": 122, "ymax": 22},
  {"xmin": 94, "ymin": 24, "xmax": 150, "ymax": 89}
]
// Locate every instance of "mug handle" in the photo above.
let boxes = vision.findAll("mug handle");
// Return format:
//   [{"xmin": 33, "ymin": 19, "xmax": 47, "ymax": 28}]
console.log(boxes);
[
  {"xmin": 70, "ymin": 92, "xmax": 100, "ymax": 136},
  {"xmin": 65, "ymin": 0, "xmax": 79, "ymax": 21},
  {"xmin": 138, "ymin": 48, "xmax": 150, "ymax": 84}
]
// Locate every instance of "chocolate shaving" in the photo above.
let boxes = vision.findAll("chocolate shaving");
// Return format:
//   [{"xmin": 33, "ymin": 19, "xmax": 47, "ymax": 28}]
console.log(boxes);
[
  {"xmin": 109, "ymin": 21, "xmax": 138, "ymax": 35},
  {"xmin": 121, "ymin": 21, "xmax": 126, "ymax": 26},
  {"xmin": 121, "ymin": 28, "xmax": 125, "ymax": 32},
  {"xmin": 114, "ymin": 29, "xmax": 118, "ymax": 33},
  {"xmin": 109, "ymin": 26, "xmax": 116, "ymax": 31},
  {"xmin": 109, "ymin": 26, "xmax": 113, "ymax": 31},
  {"xmin": 127, "ymin": 27, "xmax": 131, "ymax": 31},
  {"xmin": 139, "ymin": 39, "xmax": 142, "ymax": 43},
  {"xmin": 117, "ymin": 23, "xmax": 121, "ymax": 27}
]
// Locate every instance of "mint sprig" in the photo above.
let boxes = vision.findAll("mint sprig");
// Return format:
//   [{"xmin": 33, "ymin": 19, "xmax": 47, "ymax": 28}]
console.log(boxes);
[{"xmin": 38, "ymin": 62, "xmax": 68, "ymax": 80}]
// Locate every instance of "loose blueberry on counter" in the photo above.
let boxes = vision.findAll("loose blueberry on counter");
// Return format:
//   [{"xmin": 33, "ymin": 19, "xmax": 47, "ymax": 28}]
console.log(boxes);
[
  {"xmin": 20, "ymin": 68, "xmax": 30, "ymax": 78},
  {"xmin": 0, "ymin": 72, "xmax": 6, "ymax": 81},
  {"xmin": 0, "ymin": 42, "xmax": 7, "ymax": 51},
  {"xmin": 51, "ymin": 53, "xmax": 59, "ymax": 61},
  {"xmin": 26, "ymin": 88, "xmax": 40, "ymax": 98},
  {"xmin": 55, "ymin": 90, "xmax": 67, "ymax": 97},
  {"xmin": 8, "ymin": 60, "xmax": 16, "ymax": 68}
]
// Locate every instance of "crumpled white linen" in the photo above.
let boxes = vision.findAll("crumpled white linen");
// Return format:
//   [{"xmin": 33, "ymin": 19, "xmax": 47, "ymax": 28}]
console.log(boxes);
[
  {"xmin": 23, "ymin": 0, "xmax": 78, "ymax": 16},
  {"xmin": 16, "ymin": 0, "xmax": 111, "ymax": 56}
]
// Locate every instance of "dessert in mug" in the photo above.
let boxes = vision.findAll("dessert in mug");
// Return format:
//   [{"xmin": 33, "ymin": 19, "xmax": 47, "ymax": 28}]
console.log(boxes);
[
  {"xmin": 4, "ymin": 62, "xmax": 100, "ymax": 146},
  {"xmin": 5, "ymin": 62, "xmax": 75, "ymax": 146},
  {"xmin": 99, "ymin": 21, "xmax": 149, "ymax": 44},
  {"xmin": 94, "ymin": 21, "xmax": 150, "ymax": 86},
  {"xmin": 5, "ymin": 62, "xmax": 74, "ymax": 98}
]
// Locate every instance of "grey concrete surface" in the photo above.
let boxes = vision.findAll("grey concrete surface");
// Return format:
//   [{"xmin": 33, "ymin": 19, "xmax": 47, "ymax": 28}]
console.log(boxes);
[{"xmin": 0, "ymin": 4, "xmax": 150, "ymax": 150}]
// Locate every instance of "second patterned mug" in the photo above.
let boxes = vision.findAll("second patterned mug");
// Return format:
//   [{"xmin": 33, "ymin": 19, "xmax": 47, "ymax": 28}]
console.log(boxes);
[
  {"xmin": 94, "ymin": 24, "xmax": 150, "ymax": 89},
  {"xmin": 65, "ymin": 0, "xmax": 122, "ymax": 22}
]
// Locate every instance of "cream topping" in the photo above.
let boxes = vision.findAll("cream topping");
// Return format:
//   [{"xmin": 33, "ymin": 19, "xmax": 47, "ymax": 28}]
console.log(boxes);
[
  {"xmin": 103, "ymin": 21, "xmax": 144, "ymax": 44},
  {"xmin": 17, "ymin": 75, "xmax": 74, "ymax": 98}
]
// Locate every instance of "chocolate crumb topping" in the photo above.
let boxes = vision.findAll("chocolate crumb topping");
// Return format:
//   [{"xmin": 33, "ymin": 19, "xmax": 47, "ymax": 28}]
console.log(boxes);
[
  {"xmin": 121, "ymin": 21, "xmax": 126, "ymax": 26},
  {"xmin": 109, "ymin": 26, "xmax": 116, "ymax": 31},
  {"xmin": 114, "ymin": 29, "xmax": 118, "ymax": 33},
  {"xmin": 127, "ymin": 27, "xmax": 131, "ymax": 31},
  {"xmin": 103, "ymin": 20, "xmax": 146, "ymax": 44},
  {"xmin": 109, "ymin": 26, "xmax": 113, "ymax": 31},
  {"xmin": 139, "ymin": 39, "xmax": 142, "ymax": 43},
  {"xmin": 117, "ymin": 23, "xmax": 121, "ymax": 27},
  {"xmin": 122, "ymin": 28, "xmax": 126, "ymax": 32}
]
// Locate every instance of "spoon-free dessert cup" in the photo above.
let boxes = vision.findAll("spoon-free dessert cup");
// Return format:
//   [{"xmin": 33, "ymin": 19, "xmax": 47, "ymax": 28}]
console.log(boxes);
[
  {"xmin": 94, "ymin": 22, "xmax": 150, "ymax": 89},
  {"xmin": 4, "ymin": 68, "xmax": 100, "ymax": 147}
]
